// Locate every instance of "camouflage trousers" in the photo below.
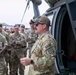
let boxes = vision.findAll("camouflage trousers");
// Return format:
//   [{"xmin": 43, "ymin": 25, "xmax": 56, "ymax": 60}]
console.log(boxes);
[
  {"xmin": 4, "ymin": 51, "xmax": 11, "ymax": 75},
  {"xmin": 0, "ymin": 56, "xmax": 7, "ymax": 75},
  {"xmin": 10, "ymin": 56, "xmax": 25, "ymax": 75},
  {"xmin": 10, "ymin": 49, "xmax": 25, "ymax": 75}
]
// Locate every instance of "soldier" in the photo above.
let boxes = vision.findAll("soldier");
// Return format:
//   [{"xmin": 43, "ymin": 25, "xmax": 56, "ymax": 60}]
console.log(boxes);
[
  {"xmin": 19, "ymin": 25, "xmax": 28, "ymax": 74},
  {"xmin": 20, "ymin": 16, "xmax": 57, "ymax": 75},
  {"xmin": 0, "ymin": 23, "xmax": 10, "ymax": 75},
  {"xmin": 26, "ymin": 19, "xmax": 38, "ymax": 57},
  {"xmin": 0, "ymin": 33, "xmax": 8, "ymax": 75},
  {"xmin": 10, "ymin": 26, "xmax": 15, "ymax": 33},
  {"xmin": 20, "ymin": 25, "xmax": 28, "ymax": 40},
  {"xmin": 10, "ymin": 24, "xmax": 26, "ymax": 75},
  {"xmin": 5, "ymin": 28, "xmax": 11, "ymax": 35},
  {"xmin": 20, "ymin": 25, "xmax": 28, "ymax": 54},
  {"xmin": 0, "ymin": 25, "xmax": 9, "ymax": 42}
]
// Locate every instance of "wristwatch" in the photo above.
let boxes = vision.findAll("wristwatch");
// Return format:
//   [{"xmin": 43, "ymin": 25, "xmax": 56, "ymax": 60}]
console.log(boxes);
[{"xmin": 31, "ymin": 60, "xmax": 34, "ymax": 64}]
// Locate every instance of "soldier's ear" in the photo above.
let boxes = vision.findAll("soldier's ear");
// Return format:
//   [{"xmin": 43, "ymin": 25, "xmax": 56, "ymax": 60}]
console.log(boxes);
[{"xmin": 42, "ymin": 24, "xmax": 46, "ymax": 29}]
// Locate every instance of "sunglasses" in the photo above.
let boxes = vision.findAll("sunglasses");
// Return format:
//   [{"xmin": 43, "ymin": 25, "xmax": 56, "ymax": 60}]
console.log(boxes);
[{"xmin": 35, "ymin": 22, "xmax": 44, "ymax": 26}]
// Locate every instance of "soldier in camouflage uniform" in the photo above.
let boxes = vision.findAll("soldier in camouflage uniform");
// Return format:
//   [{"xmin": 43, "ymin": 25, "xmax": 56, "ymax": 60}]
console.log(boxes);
[
  {"xmin": 20, "ymin": 25, "xmax": 28, "ymax": 41},
  {"xmin": 20, "ymin": 16, "xmax": 57, "ymax": 75},
  {"xmin": 0, "ymin": 32, "xmax": 8, "ymax": 75},
  {"xmin": 0, "ymin": 23, "xmax": 10, "ymax": 75},
  {"xmin": 19, "ymin": 25, "xmax": 28, "ymax": 74},
  {"xmin": 20, "ymin": 25, "xmax": 28, "ymax": 55},
  {"xmin": 10, "ymin": 25, "xmax": 26, "ymax": 75},
  {"xmin": 27, "ymin": 19, "xmax": 38, "ymax": 57}
]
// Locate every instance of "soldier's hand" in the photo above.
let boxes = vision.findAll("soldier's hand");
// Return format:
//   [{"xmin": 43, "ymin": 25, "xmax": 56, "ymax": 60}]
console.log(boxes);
[{"xmin": 20, "ymin": 57, "xmax": 31, "ymax": 66}]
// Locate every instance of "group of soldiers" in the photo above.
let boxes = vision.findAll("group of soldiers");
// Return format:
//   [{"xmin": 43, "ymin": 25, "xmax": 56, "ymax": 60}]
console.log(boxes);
[
  {"xmin": 0, "ymin": 15, "xmax": 57, "ymax": 75},
  {"xmin": 0, "ymin": 19, "xmax": 37, "ymax": 75}
]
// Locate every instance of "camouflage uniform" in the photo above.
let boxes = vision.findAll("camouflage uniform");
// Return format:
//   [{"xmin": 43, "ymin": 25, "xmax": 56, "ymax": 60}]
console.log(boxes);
[
  {"xmin": 10, "ymin": 32, "xmax": 26, "ymax": 75},
  {"xmin": 0, "ymin": 33, "xmax": 8, "ymax": 75},
  {"xmin": 26, "ymin": 19, "xmax": 38, "ymax": 57},
  {"xmin": 27, "ymin": 29, "xmax": 38, "ymax": 57},
  {"xmin": 28, "ymin": 31, "xmax": 57, "ymax": 75},
  {"xmin": 3, "ymin": 30, "xmax": 10, "ymax": 75},
  {"xmin": 1, "ymin": 30, "xmax": 10, "ymax": 75},
  {"xmin": 20, "ymin": 25, "xmax": 28, "ymax": 75},
  {"xmin": 2, "ymin": 30, "xmax": 9, "ymax": 42},
  {"xmin": 20, "ymin": 31, "xmax": 28, "ymax": 56}
]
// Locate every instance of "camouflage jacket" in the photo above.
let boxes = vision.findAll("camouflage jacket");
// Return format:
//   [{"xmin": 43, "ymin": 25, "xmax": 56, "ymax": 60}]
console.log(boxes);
[
  {"xmin": 2, "ymin": 30, "xmax": 9, "ymax": 43},
  {"xmin": 0, "ymin": 33, "xmax": 8, "ymax": 55},
  {"xmin": 20, "ymin": 31, "xmax": 28, "ymax": 41},
  {"xmin": 0, "ymin": 33, "xmax": 8, "ymax": 48},
  {"xmin": 31, "ymin": 31, "xmax": 57, "ymax": 72},
  {"xmin": 26, "ymin": 29, "xmax": 38, "ymax": 48},
  {"xmin": 10, "ymin": 32, "xmax": 26, "ymax": 49}
]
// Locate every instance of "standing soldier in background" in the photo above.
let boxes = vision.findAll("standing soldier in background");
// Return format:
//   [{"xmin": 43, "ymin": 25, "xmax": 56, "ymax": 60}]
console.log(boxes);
[
  {"xmin": 10, "ymin": 24, "xmax": 26, "ymax": 75},
  {"xmin": 20, "ymin": 25, "xmax": 28, "ymax": 56},
  {"xmin": 0, "ymin": 25, "xmax": 9, "ymax": 43},
  {"xmin": 5, "ymin": 28, "xmax": 13, "ymax": 75},
  {"xmin": 26, "ymin": 19, "xmax": 38, "ymax": 57},
  {"xmin": 20, "ymin": 16, "xmax": 57, "ymax": 75},
  {"xmin": 5, "ymin": 28, "xmax": 11, "ymax": 35},
  {"xmin": 0, "ymin": 32, "xmax": 8, "ymax": 75},
  {"xmin": 0, "ymin": 23, "xmax": 10, "ymax": 75},
  {"xmin": 10, "ymin": 26, "xmax": 15, "ymax": 33},
  {"xmin": 20, "ymin": 25, "xmax": 28, "ymax": 41},
  {"xmin": 19, "ymin": 25, "xmax": 28, "ymax": 74}
]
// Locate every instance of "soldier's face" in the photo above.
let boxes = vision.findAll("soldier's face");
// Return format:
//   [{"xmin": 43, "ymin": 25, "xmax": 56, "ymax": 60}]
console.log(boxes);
[
  {"xmin": 35, "ymin": 24, "xmax": 45, "ymax": 34},
  {"xmin": 6, "ymin": 30, "xmax": 10, "ymax": 35},
  {"xmin": 14, "ymin": 26, "xmax": 19, "ymax": 32},
  {"xmin": 30, "ymin": 24, "xmax": 35, "ymax": 29},
  {"xmin": 20, "ymin": 27, "xmax": 24, "ymax": 32},
  {"xmin": 11, "ymin": 27, "xmax": 15, "ymax": 33}
]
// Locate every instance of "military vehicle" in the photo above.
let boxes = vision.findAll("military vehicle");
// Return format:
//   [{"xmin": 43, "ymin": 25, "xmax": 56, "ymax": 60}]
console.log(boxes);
[
  {"xmin": 43, "ymin": 0, "xmax": 76, "ymax": 75},
  {"xmin": 23, "ymin": 0, "xmax": 76, "ymax": 75}
]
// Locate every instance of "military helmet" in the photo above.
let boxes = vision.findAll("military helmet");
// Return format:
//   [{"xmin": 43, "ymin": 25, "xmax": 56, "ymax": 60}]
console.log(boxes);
[
  {"xmin": 35, "ymin": 16, "xmax": 51, "ymax": 26},
  {"xmin": 29, "ymin": 19, "xmax": 35, "ymax": 24},
  {"xmin": 21, "ymin": 25, "xmax": 25, "ymax": 28}
]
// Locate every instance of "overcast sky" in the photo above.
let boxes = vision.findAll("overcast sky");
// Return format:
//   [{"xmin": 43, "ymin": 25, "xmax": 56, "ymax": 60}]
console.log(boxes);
[{"xmin": 0, "ymin": 0, "xmax": 49, "ymax": 28}]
